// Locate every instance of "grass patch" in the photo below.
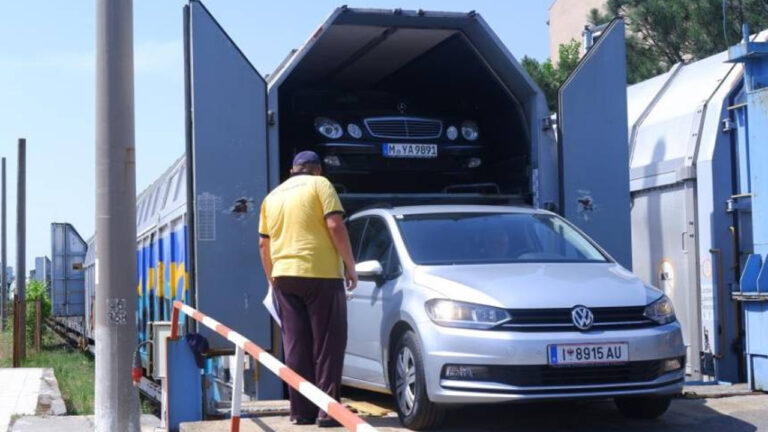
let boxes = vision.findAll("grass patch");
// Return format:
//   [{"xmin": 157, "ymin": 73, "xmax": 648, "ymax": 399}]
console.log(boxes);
[{"xmin": 0, "ymin": 323, "xmax": 95, "ymax": 415}]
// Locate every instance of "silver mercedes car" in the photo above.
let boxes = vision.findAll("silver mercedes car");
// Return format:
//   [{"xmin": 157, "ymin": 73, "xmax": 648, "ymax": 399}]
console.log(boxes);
[{"xmin": 342, "ymin": 205, "xmax": 685, "ymax": 430}]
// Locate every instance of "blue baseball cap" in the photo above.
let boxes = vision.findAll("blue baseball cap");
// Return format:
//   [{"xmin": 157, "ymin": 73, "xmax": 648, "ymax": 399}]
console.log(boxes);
[{"xmin": 292, "ymin": 150, "xmax": 321, "ymax": 166}]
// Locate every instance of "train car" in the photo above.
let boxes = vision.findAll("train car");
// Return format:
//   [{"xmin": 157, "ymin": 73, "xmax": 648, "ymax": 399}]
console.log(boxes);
[
  {"xmin": 134, "ymin": 156, "xmax": 189, "ymax": 348},
  {"xmin": 51, "ymin": 0, "xmax": 632, "ymax": 416},
  {"xmin": 53, "ymin": 157, "xmax": 218, "ymax": 403}
]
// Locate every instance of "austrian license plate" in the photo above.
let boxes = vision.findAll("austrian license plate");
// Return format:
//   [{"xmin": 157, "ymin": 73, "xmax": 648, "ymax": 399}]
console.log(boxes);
[
  {"xmin": 382, "ymin": 143, "xmax": 438, "ymax": 158},
  {"xmin": 548, "ymin": 342, "xmax": 628, "ymax": 366}
]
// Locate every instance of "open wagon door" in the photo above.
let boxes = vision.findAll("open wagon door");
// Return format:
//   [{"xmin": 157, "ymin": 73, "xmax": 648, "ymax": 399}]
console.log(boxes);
[
  {"xmin": 51, "ymin": 223, "xmax": 87, "ymax": 317},
  {"xmin": 557, "ymin": 19, "xmax": 632, "ymax": 268},
  {"xmin": 185, "ymin": 0, "xmax": 270, "ymax": 350}
]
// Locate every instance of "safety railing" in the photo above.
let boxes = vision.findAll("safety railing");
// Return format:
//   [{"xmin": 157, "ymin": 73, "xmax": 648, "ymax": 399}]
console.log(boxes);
[{"xmin": 170, "ymin": 300, "xmax": 379, "ymax": 432}]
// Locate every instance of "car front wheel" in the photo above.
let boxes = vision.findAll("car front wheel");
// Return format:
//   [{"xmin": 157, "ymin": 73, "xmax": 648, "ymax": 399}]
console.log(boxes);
[
  {"xmin": 614, "ymin": 395, "xmax": 673, "ymax": 419},
  {"xmin": 391, "ymin": 331, "xmax": 445, "ymax": 430}
]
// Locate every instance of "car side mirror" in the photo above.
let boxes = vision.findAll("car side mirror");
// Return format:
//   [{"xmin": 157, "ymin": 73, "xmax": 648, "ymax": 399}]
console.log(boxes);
[{"xmin": 356, "ymin": 260, "xmax": 384, "ymax": 280}]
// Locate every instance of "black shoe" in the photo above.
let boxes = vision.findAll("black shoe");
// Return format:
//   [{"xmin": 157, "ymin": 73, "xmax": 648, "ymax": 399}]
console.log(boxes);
[
  {"xmin": 291, "ymin": 417, "xmax": 316, "ymax": 425},
  {"xmin": 317, "ymin": 417, "xmax": 341, "ymax": 428}
]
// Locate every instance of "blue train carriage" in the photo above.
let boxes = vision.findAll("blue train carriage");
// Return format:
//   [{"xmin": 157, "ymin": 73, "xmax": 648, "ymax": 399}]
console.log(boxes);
[
  {"xmin": 50, "ymin": 223, "xmax": 89, "ymax": 348},
  {"xmin": 54, "ymin": 155, "xmax": 254, "ymax": 408},
  {"xmin": 135, "ymin": 156, "xmax": 190, "ymax": 357},
  {"xmin": 136, "ymin": 153, "xmax": 276, "ymax": 409}
]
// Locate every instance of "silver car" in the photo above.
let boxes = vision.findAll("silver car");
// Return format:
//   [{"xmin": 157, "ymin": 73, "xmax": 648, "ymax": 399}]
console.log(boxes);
[{"xmin": 342, "ymin": 205, "xmax": 685, "ymax": 430}]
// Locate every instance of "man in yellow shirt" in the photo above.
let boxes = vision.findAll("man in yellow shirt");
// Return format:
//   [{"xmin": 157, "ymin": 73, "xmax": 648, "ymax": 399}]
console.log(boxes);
[{"xmin": 258, "ymin": 151, "xmax": 357, "ymax": 427}]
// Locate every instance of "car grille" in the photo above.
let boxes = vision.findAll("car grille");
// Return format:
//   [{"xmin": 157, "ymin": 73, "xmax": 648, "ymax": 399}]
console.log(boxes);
[
  {"xmin": 500, "ymin": 306, "xmax": 654, "ymax": 331},
  {"xmin": 364, "ymin": 117, "xmax": 443, "ymax": 139},
  {"xmin": 485, "ymin": 360, "xmax": 667, "ymax": 387}
]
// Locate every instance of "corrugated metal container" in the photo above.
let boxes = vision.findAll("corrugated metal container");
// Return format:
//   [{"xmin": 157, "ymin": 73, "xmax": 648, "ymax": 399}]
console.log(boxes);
[
  {"xmin": 51, "ymin": 223, "xmax": 87, "ymax": 317},
  {"xmin": 627, "ymin": 30, "xmax": 768, "ymax": 382}
]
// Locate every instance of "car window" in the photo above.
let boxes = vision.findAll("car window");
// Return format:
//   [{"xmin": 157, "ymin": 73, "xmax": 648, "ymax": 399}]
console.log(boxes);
[
  {"xmin": 384, "ymin": 242, "xmax": 402, "ymax": 276},
  {"xmin": 347, "ymin": 218, "xmax": 367, "ymax": 261},
  {"xmin": 359, "ymin": 218, "xmax": 395, "ymax": 272},
  {"xmin": 397, "ymin": 212, "xmax": 607, "ymax": 265},
  {"xmin": 532, "ymin": 218, "xmax": 587, "ymax": 260}
]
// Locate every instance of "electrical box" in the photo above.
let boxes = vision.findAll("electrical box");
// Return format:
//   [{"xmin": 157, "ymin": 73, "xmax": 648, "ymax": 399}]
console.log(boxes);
[{"xmin": 149, "ymin": 321, "xmax": 172, "ymax": 379}]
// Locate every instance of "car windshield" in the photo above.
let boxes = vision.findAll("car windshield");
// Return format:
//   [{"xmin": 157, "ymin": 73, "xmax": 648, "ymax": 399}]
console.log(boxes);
[{"xmin": 396, "ymin": 212, "xmax": 608, "ymax": 265}]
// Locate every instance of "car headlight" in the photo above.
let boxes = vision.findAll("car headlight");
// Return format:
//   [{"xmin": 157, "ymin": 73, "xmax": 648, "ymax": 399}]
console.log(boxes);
[
  {"xmin": 446, "ymin": 125, "xmax": 458, "ymax": 141},
  {"xmin": 315, "ymin": 117, "xmax": 343, "ymax": 139},
  {"xmin": 425, "ymin": 299, "xmax": 510, "ymax": 329},
  {"xmin": 644, "ymin": 295, "xmax": 676, "ymax": 325},
  {"xmin": 347, "ymin": 123, "xmax": 363, "ymax": 139},
  {"xmin": 461, "ymin": 121, "xmax": 479, "ymax": 141},
  {"xmin": 323, "ymin": 155, "xmax": 341, "ymax": 167}
]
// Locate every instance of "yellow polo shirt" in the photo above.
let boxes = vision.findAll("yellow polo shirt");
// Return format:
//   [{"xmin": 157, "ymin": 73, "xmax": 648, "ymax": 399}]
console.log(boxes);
[{"xmin": 259, "ymin": 174, "xmax": 344, "ymax": 279}]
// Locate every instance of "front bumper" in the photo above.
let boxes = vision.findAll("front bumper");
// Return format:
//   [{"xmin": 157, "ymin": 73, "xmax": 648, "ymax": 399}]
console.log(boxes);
[
  {"xmin": 316, "ymin": 141, "xmax": 483, "ymax": 174},
  {"xmin": 417, "ymin": 320, "xmax": 686, "ymax": 404}
]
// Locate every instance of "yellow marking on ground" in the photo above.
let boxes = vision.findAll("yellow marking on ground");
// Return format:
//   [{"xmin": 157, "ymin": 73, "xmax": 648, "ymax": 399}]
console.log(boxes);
[{"xmin": 344, "ymin": 400, "xmax": 393, "ymax": 417}]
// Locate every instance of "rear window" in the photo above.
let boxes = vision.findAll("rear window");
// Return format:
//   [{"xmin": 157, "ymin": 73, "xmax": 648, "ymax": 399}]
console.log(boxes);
[{"xmin": 396, "ymin": 212, "xmax": 608, "ymax": 265}]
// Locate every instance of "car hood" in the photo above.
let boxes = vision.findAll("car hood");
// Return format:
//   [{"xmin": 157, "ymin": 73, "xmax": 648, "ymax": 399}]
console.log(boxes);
[{"xmin": 413, "ymin": 263, "xmax": 662, "ymax": 309}]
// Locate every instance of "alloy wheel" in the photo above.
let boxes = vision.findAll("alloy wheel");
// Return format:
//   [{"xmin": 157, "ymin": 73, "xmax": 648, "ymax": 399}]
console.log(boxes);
[{"xmin": 395, "ymin": 345, "xmax": 417, "ymax": 415}]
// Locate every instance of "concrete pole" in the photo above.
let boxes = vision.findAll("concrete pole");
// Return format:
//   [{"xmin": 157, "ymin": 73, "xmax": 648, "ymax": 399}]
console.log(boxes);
[
  {"xmin": 94, "ymin": 1, "xmax": 140, "ymax": 430},
  {"xmin": 16, "ymin": 138, "xmax": 25, "ymax": 360},
  {"xmin": 0, "ymin": 158, "xmax": 5, "ymax": 332}
]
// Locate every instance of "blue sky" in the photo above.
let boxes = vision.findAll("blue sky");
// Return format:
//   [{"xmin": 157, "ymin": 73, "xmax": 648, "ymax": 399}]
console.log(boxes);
[{"xmin": 0, "ymin": 0, "xmax": 551, "ymax": 274}]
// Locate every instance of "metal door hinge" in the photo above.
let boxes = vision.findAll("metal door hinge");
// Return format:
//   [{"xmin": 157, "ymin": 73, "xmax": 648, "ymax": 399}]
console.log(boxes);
[{"xmin": 722, "ymin": 118, "xmax": 736, "ymax": 132}]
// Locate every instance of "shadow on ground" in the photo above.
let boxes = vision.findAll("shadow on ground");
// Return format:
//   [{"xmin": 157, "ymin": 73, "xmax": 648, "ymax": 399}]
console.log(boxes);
[{"xmin": 341, "ymin": 388, "xmax": 763, "ymax": 432}]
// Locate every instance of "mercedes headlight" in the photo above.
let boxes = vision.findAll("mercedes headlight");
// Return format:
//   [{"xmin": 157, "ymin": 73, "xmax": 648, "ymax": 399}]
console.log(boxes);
[
  {"xmin": 315, "ymin": 117, "xmax": 343, "ymax": 139},
  {"xmin": 644, "ymin": 295, "xmax": 676, "ymax": 325},
  {"xmin": 461, "ymin": 121, "xmax": 479, "ymax": 141},
  {"xmin": 446, "ymin": 125, "xmax": 458, "ymax": 141},
  {"xmin": 425, "ymin": 299, "xmax": 510, "ymax": 329},
  {"xmin": 347, "ymin": 123, "xmax": 363, "ymax": 139}
]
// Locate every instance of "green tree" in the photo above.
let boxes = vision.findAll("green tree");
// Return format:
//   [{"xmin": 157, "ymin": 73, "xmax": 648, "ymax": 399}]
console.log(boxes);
[
  {"xmin": 521, "ymin": 40, "xmax": 581, "ymax": 112},
  {"xmin": 590, "ymin": 0, "xmax": 768, "ymax": 83}
]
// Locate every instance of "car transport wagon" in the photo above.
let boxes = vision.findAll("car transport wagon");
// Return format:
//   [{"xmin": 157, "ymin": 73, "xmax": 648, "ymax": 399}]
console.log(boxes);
[{"xmin": 54, "ymin": 1, "xmax": 651, "ymax": 428}]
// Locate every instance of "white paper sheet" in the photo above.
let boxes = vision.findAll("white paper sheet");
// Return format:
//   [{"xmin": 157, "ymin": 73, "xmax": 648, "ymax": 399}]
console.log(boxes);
[{"xmin": 262, "ymin": 284, "xmax": 282, "ymax": 327}]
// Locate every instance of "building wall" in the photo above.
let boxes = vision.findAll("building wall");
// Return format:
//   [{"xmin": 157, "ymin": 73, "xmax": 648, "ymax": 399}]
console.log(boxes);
[{"xmin": 549, "ymin": 0, "xmax": 607, "ymax": 63}]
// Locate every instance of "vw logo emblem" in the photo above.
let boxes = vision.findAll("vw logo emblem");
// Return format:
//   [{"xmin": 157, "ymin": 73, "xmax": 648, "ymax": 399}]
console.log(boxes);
[{"xmin": 571, "ymin": 305, "xmax": 594, "ymax": 330}]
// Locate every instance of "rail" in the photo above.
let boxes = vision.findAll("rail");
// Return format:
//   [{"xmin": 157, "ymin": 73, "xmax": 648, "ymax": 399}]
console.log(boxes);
[{"xmin": 170, "ymin": 300, "xmax": 378, "ymax": 432}]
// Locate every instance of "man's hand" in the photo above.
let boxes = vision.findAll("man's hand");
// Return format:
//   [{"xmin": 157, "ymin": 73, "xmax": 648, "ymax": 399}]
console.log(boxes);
[
  {"xmin": 326, "ymin": 213, "xmax": 358, "ymax": 291},
  {"xmin": 259, "ymin": 236, "xmax": 273, "ymax": 284},
  {"xmin": 345, "ymin": 265, "xmax": 358, "ymax": 291}
]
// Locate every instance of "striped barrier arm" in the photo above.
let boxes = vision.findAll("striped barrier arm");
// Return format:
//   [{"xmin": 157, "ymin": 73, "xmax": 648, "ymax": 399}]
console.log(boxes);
[{"xmin": 170, "ymin": 300, "xmax": 378, "ymax": 432}]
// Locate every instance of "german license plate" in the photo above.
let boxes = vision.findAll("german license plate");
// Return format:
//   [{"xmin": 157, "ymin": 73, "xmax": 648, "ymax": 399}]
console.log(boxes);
[
  {"xmin": 548, "ymin": 342, "xmax": 628, "ymax": 366},
  {"xmin": 382, "ymin": 143, "xmax": 438, "ymax": 158}
]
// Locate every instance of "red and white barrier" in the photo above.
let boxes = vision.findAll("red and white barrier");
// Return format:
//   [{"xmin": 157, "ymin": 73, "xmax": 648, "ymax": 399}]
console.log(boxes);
[{"xmin": 170, "ymin": 300, "xmax": 378, "ymax": 432}]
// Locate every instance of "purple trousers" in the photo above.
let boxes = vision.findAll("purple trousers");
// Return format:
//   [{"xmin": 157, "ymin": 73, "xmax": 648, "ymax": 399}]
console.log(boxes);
[{"xmin": 272, "ymin": 276, "xmax": 348, "ymax": 421}]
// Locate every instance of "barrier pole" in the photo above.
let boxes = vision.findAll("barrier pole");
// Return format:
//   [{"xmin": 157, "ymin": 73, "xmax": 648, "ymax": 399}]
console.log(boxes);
[
  {"xmin": 230, "ymin": 346, "xmax": 244, "ymax": 432},
  {"xmin": 171, "ymin": 301, "xmax": 378, "ymax": 432},
  {"xmin": 170, "ymin": 305, "xmax": 179, "ymax": 340}
]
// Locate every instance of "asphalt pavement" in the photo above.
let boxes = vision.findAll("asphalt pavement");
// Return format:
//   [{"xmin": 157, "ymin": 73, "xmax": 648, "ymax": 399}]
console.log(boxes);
[{"xmin": 181, "ymin": 392, "xmax": 768, "ymax": 432}]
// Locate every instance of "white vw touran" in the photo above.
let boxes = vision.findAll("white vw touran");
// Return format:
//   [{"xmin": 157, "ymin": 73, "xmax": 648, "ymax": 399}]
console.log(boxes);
[{"xmin": 342, "ymin": 205, "xmax": 685, "ymax": 430}]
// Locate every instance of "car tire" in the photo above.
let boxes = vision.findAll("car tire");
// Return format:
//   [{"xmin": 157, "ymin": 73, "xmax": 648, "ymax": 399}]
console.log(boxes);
[
  {"xmin": 390, "ymin": 331, "xmax": 445, "ymax": 430},
  {"xmin": 614, "ymin": 395, "xmax": 673, "ymax": 419}
]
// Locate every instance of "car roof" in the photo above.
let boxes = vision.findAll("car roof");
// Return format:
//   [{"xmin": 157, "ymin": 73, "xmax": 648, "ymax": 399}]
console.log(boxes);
[{"xmin": 350, "ymin": 204, "xmax": 547, "ymax": 219}]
